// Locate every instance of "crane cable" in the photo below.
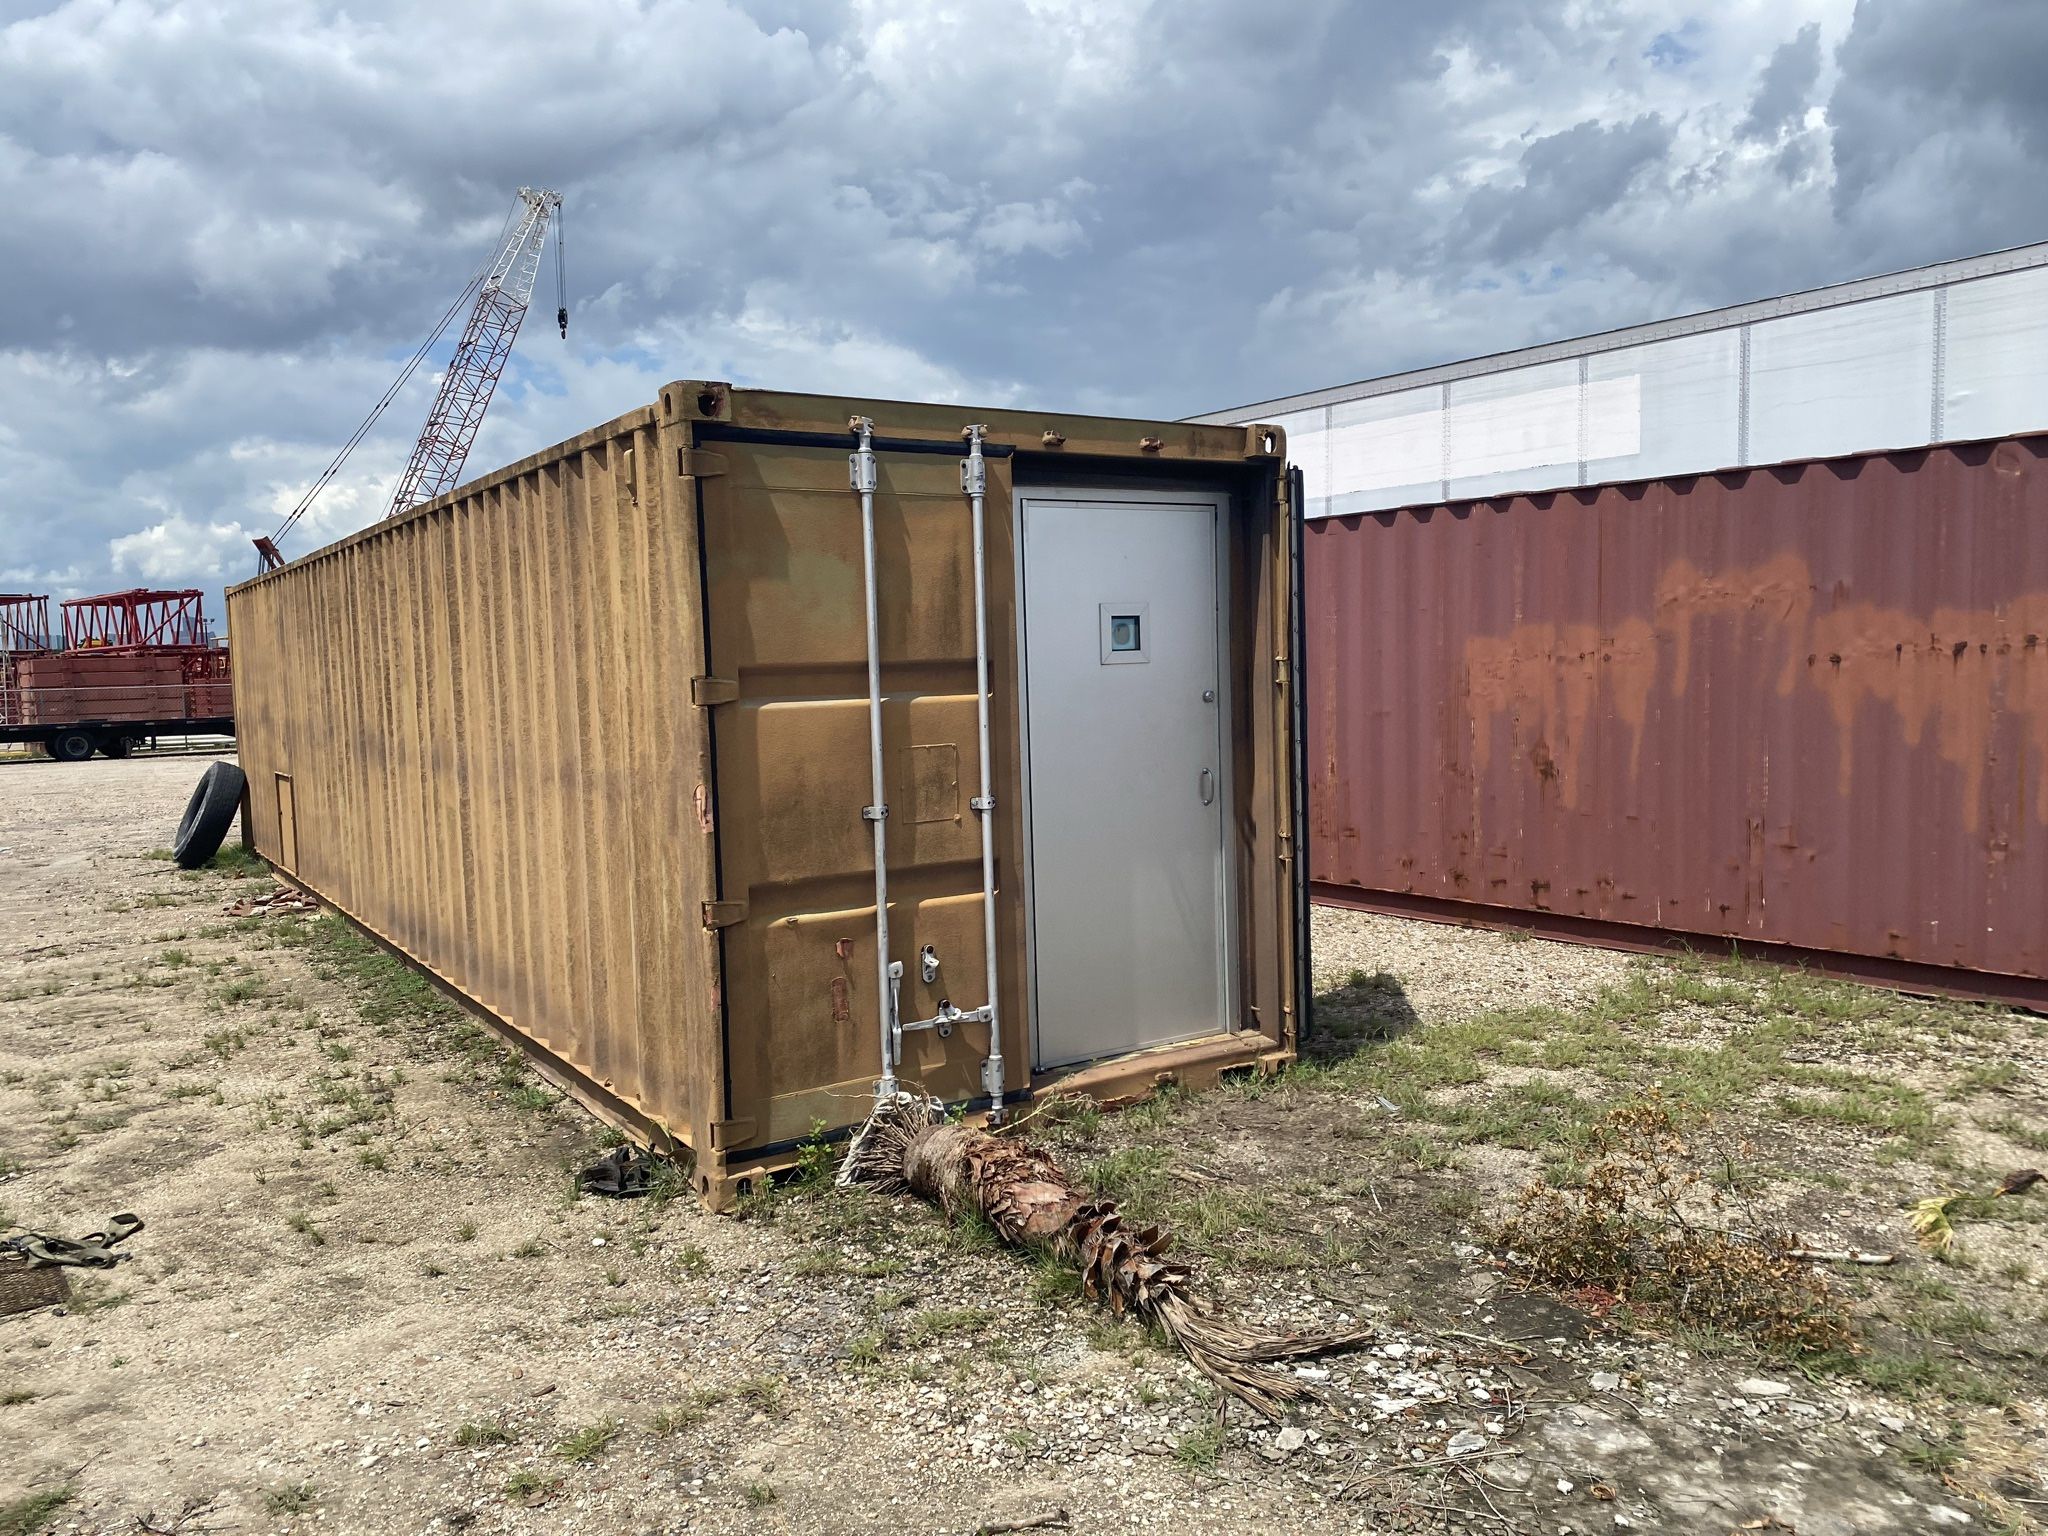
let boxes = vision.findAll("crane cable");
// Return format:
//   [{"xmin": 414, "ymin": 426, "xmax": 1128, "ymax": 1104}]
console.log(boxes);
[
  {"xmin": 267, "ymin": 202, "xmax": 521, "ymax": 549},
  {"xmin": 555, "ymin": 199, "xmax": 568, "ymax": 338}
]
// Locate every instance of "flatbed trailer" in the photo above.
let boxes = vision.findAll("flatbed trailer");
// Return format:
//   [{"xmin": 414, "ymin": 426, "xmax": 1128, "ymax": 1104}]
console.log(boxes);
[{"xmin": 0, "ymin": 717, "xmax": 236, "ymax": 760}]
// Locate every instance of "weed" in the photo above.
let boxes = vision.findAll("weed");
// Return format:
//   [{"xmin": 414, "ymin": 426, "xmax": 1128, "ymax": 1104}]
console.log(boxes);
[
  {"xmin": 503, "ymin": 1469, "xmax": 557, "ymax": 1502},
  {"xmin": 509, "ymin": 1237, "xmax": 546, "ymax": 1259},
  {"xmin": 357, "ymin": 1149, "xmax": 388, "ymax": 1172},
  {"xmin": 0, "ymin": 1489, "xmax": 72, "ymax": 1535},
  {"xmin": 909, "ymin": 1306, "xmax": 992, "ymax": 1344},
  {"xmin": 456, "ymin": 1419, "xmax": 514, "ymax": 1448},
  {"xmin": 741, "ymin": 1482, "xmax": 779, "ymax": 1508},
  {"xmin": 456, "ymin": 1220, "xmax": 478, "ymax": 1242},
  {"xmin": 844, "ymin": 1330, "xmax": 884, "ymax": 1368},
  {"xmin": 1497, "ymin": 1099, "xmax": 1852, "ymax": 1356},
  {"xmin": 1900, "ymin": 1428, "xmax": 1966, "ymax": 1474},
  {"xmin": 263, "ymin": 1483, "xmax": 316, "ymax": 1516},
  {"xmin": 159, "ymin": 948, "xmax": 191, "ymax": 969},
  {"xmin": 0, "ymin": 1390, "xmax": 36, "ymax": 1407},
  {"xmin": 286, "ymin": 1211, "xmax": 326, "ymax": 1247},
  {"xmin": 1173, "ymin": 1419, "xmax": 1225, "ymax": 1469},
  {"xmin": 675, "ymin": 1243, "xmax": 711, "ymax": 1277},
  {"xmin": 791, "ymin": 1248, "xmax": 845, "ymax": 1278},
  {"xmin": 736, "ymin": 1375, "xmax": 783, "ymax": 1413},
  {"xmin": 650, "ymin": 1389, "xmax": 723, "ymax": 1435},
  {"xmin": 553, "ymin": 1417, "xmax": 622, "ymax": 1463}
]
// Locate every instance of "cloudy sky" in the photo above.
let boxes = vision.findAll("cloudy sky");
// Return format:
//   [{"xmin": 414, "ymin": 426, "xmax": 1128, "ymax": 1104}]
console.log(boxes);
[{"xmin": 2, "ymin": 0, "xmax": 2044, "ymax": 615}]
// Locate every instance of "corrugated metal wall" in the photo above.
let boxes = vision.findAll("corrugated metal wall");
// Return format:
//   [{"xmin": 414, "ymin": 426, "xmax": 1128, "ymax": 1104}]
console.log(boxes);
[
  {"xmin": 1308, "ymin": 434, "xmax": 2048, "ymax": 993},
  {"xmin": 231, "ymin": 406, "xmax": 723, "ymax": 1150}
]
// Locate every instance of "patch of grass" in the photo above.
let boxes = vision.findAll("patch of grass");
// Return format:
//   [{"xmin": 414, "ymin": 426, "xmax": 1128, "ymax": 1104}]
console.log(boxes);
[
  {"xmin": 908, "ymin": 1306, "xmax": 993, "ymax": 1344},
  {"xmin": 675, "ymin": 1243, "xmax": 711, "ymax": 1277},
  {"xmin": 1173, "ymin": 1419, "xmax": 1225, "ymax": 1469},
  {"xmin": 1950, "ymin": 1061, "xmax": 2019, "ymax": 1098},
  {"xmin": 209, "ymin": 843, "xmax": 268, "ymax": 876},
  {"xmin": 552, "ymin": 1417, "xmax": 622, "ymax": 1463},
  {"xmin": 456, "ymin": 1419, "xmax": 514, "ymax": 1448},
  {"xmin": 503, "ymin": 1468, "xmax": 557, "ymax": 1502},
  {"xmin": 0, "ymin": 1489, "xmax": 72, "ymax": 1536},
  {"xmin": 736, "ymin": 1375, "xmax": 783, "ymax": 1413},
  {"xmin": 296, "ymin": 915, "xmax": 461, "ymax": 1031},
  {"xmin": 509, "ymin": 1237, "xmax": 546, "ymax": 1259},
  {"xmin": 791, "ymin": 1248, "xmax": 845, "ymax": 1278},
  {"xmin": 0, "ymin": 1389, "xmax": 36, "ymax": 1407},
  {"xmin": 1081, "ymin": 1145, "xmax": 1173, "ymax": 1211},
  {"xmin": 741, "ymin": 1481, "xmax": 778, "ymax": 1508},
  {"xmin": 1899, "ymin": 1428, "xmax": 1966, "ymax": 1474},
  {"xmin": 844, "ymin": 1330, "xmax": 884, "ymax": 1368},
  {"xmin": 650, "ymin": 1389, "xmax": 724, "ymax": 1435},
  {"xmin": 1986, "ymin": 1114, "xmax": 2048, "ymax": 1154},
  {"xmin": 456, "ymin": 1220, "xmax": 478, "ymax": 1242},
  {"xmin": 158, "ymin": 947, "xmax": 191, "ymax": 969},
  {"xmin": 286, "ymin": 1211, "xmax": 326, "ymax": 1247},
  {"xmin": 262, "ymin": 1483, "xmax": 316, "ymax": 1516}
]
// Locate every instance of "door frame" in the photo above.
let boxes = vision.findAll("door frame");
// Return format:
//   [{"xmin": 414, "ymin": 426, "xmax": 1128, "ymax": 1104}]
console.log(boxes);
[{"xmin": 1011, "ymin": 483, "xmax": 1238, "ymax": 1072}]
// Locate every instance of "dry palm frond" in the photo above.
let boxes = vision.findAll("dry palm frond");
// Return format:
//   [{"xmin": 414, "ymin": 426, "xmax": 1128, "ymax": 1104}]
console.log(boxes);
[
  {"xmin": 1909, "ymin": 1195, "xmax": 1959, "ymax": 1256},
  {"xmin": 1911, "ymin": 1170, "xmax": 2041, "ymax": 1257},
  {"xmin": 841, "ymin": 1097, "xmax": 1369, "ymax": 1419}
]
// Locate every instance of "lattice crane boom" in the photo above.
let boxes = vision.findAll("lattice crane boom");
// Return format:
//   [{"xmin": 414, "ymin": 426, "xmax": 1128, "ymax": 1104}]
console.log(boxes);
[
  {"xmin": 385, "ymin": 186, "xmax": 563, "ymax": 519},
  {"xmin": 253, "ymin": 185, "xmax": 565, "ymax": 573}
]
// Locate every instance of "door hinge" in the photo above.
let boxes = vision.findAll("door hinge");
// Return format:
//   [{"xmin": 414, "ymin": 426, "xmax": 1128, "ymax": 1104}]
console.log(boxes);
[
  {"xmin": 700, "ymin": 899, "xmax": 748, "ymax": 930},
  {"xmin": 1273, "ymin": 656, "xmax": 1290, "ymax": 687},
  {"xmin": 676, "ymin": 448, "xmax": 728, "ymax": 479},
  {"xmin": 708, "ymin": 1116, "xmax": 757, "ymax": 1151},
  {"xmin": 690, "ymin": 675, "xmax": 740, "ymax": 706}
]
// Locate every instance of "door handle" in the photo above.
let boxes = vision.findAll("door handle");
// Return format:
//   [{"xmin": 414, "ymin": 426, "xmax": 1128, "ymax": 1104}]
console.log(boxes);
[{"xmin": 1199, "ymin": 768, "xmax": 1215, "ymax": 805}]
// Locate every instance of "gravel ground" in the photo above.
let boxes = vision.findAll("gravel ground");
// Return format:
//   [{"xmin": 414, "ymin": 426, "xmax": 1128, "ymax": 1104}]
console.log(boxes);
[
  {"xmin": 1309, "ymin": 905, "xmax": 1632, "ymax": 1025},
  {"xmin": 2, "ymin": 755, "xmax": 2038, "ymax": 1535}
]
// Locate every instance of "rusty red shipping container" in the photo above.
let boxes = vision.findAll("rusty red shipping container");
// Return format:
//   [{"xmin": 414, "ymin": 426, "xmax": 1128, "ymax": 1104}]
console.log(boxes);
[{"xmin": 1308, "ymin": 433, "xmax": 2048, "ymax": 1002}]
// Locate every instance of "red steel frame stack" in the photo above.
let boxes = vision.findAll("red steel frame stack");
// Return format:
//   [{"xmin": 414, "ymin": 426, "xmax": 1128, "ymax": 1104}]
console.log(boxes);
[
  {"xmin": 0, "ymin": 595, "xmax": 51, "ymax": 727},
  {"xmin": 39, "ymin": 589, "xmax": 232, "ymax": 724}
]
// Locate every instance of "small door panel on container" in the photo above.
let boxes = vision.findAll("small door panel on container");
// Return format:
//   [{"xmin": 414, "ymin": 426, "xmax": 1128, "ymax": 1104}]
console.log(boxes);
[
  {"xmin": 275, "ymin": 773, "xmax": 298, "ymax": 872},
  {"xmin": 1019, "ymin": 493, "xmax": 1230, "ymax": 1069}
]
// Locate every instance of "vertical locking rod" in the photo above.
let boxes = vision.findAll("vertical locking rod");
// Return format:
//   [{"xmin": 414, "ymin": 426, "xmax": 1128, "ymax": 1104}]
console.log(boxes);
[
  {"xmin": 850, "ymin": 416, "xmax": 897, "ymax": 1101},
  {"xmin": 962, "ymin": 425, "xmax": 1004, "ymax": 1120}
]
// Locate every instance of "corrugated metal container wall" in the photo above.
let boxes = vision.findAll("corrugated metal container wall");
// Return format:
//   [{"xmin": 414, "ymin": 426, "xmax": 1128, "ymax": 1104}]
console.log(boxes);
[
  {"xmin": 230, "ymin": 405, "xmax": 719, "ymax": 1148},
  {"xmin": 230, "ymin": 383, "xmax": 1301, "ymax": 1205},
  {"xmin": 1308, "ymin": 434, "xmax": 2048, "ymax": 1001}
]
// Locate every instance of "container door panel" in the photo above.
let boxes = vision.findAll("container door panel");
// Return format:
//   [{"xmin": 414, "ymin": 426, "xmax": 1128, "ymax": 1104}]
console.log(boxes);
[{"xmin": 699, "ymin": 444, "xmax": 994, "ymax": 1143}]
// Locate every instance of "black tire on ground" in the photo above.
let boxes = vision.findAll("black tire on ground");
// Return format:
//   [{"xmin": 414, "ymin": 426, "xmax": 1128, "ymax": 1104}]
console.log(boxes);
[
  {"xmin": 173, "ymin": 761, "xmax": 248, "ymax": 869},
  {"xmin": 48, "ymin": 729, "xmax": 95, "ymax": 762},
  {"xmin": 96, "ymin": 735, "xmax": 133, "ymax": 759}
]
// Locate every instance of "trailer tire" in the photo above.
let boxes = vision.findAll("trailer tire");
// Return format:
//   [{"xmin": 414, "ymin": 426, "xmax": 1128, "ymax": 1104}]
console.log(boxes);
[
  {"xmin": 173, "ymin": 762, "xmax": 246, "ymax": 869},
  {"xmin": 48, "ymin": 729, "xmax": 95, "ymax": 763}
]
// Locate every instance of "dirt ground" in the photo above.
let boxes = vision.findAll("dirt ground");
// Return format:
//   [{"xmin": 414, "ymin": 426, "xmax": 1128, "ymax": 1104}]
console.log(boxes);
[{"xmin": 4, "ymin": 755, "xmax": 2046, "ymax": 1535}]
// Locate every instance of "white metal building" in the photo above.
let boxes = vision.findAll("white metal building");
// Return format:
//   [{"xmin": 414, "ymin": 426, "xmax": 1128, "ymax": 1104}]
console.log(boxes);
[{"xmin": 1196, "ymin": 242, "xmax": 2048, "ymax": 518}]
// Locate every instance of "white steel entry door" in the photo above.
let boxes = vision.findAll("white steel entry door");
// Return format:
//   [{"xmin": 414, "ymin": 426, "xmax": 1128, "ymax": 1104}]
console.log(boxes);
[{"xmin": 1019, "ymin": 493, "xmax": 1230, "ymax": 1069}]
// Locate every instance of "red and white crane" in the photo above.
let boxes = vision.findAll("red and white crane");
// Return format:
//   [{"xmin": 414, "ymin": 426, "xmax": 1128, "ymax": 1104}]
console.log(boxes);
[{"xmin": 255, "ymin": 186, "xmax": 565, "ymax": 572}]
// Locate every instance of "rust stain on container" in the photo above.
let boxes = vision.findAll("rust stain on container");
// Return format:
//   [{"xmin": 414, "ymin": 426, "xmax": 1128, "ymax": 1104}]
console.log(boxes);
[
  {"xmin": 1308, "ymin": 434, "xmax": 2048, "ymax": 993},
  {"xmin": 229, "ymin": 382, "xmax": 1302, "ymax": 1207}
]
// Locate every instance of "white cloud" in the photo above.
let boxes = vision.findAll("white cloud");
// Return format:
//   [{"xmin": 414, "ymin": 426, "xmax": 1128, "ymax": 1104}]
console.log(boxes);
[{"xmin": 1, "ymin": 0, "xmax": 2042, "ymax": 618}]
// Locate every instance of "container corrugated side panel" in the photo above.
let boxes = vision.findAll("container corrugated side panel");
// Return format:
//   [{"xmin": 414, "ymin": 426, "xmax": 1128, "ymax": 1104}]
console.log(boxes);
[
  {"xmin": 1308, "ymin": 434, "xmax": 2048, "ymax": 986},
  {"xmin": 227, "ymin": 409, "xmax": 722, "ymax": 1151}
]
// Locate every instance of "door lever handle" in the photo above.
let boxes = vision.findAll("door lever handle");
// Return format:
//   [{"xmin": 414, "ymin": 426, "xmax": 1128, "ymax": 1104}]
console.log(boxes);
[{"xmin": 1199, "ymin": 768, "xmax": 1215, "ymax": 805}]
